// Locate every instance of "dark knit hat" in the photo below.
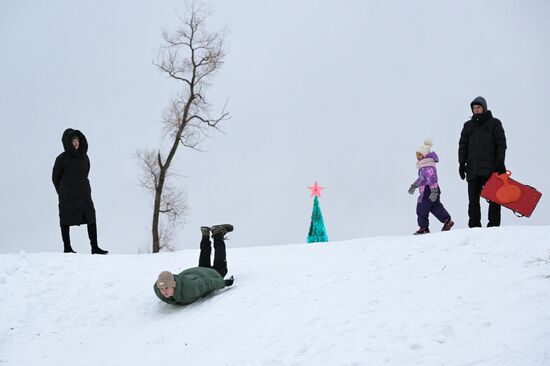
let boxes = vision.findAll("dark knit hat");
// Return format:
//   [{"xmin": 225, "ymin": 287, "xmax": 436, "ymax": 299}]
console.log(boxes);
[
  {"xmin": 470, "ymin": 96, "xmax": 487, "ymax": 112},
  {"xmin": 156, "ymin": 271, "xmax": 176, "ymax": 289}
]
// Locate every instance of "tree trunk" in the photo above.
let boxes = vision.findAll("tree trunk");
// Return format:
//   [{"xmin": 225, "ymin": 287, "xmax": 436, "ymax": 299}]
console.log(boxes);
[
  {"xmin": 152, "ymin": 187, "xmax": 161, "ymax": 253},
  {"xmin": 152, "ymin": 167, "xmax": 167, "ymax": 253}
]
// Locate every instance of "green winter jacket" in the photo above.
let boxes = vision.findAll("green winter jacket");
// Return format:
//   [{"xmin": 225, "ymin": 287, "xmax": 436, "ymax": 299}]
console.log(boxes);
[{"xmin": 153, "ymin": 267, "xmax": 226, "ymax": 305}]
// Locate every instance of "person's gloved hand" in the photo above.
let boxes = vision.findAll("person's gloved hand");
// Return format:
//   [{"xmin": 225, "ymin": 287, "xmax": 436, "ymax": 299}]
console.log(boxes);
[
  {"xmin": 429, "ymin": 188, "xmax": 439, "ymax": 202},
  {"xmin": 408, "ymin": 182, "xmax": 418, "ymax": 195},
  {"xmin": 459, "ymin": 163, "xmax": 466, "ymax": 180},
  {"xmin": 224, "ymin": 276, "xmax": 234, "ymax": 287},
  {"xmin": 495, "ymin": 162, "xmax": 506, "ymax": 175}
]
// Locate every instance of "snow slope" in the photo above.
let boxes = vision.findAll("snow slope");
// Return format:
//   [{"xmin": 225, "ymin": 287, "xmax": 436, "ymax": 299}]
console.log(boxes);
[{"xmin": 1, "ymin": 226, "xmax": 549, "ymax": 366}]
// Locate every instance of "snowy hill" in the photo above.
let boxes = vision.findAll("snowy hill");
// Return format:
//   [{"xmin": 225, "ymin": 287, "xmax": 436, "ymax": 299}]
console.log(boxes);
[{"xmin": 1, "ymin": 226, "xmax": 549, "ymax": 366}]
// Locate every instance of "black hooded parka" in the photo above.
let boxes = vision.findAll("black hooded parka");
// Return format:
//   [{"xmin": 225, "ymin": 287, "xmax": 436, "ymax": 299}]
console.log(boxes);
[{"xmin": 52, "ymin": 129, "xmax": 97, "ymax": 226}]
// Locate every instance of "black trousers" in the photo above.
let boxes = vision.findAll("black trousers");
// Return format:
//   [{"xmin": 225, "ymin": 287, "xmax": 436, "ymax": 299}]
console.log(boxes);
[
  {"xmin": 198, "ymin": 234, "xmax": 228, "ymax": 277},
  {"xmin": 61, "ymin": 223, "xmax": 98, "ymax": 249},
  {"xmin": 467, "ymin": 176, "xmax": 501, "ymax": 228}
]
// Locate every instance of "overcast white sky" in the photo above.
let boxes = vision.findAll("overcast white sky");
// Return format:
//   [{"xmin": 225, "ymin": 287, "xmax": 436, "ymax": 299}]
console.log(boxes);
[{"xmin": 1, "ymin": 0, "xmax": 549, "ymax": 254}]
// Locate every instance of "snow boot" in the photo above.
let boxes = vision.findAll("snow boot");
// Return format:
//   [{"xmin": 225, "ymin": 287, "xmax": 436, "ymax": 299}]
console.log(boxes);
[
  {"xmin": 413, "ymin": 227, "xmax": 430, "ymax": 235},
  {"xmin": 61, "ymin": 226, "xmax": 75, "ymax": 253},
  {"xmin": 211, "ymin": 224, "xmax": 234, "ymax": 237},
  {"xmin": 91, "ymin": 245, "xmax": 109, "ymax": 255},
  {"xmin": 442, "ymin": 218, "xmax": 454, "ymax": 231},
  {"xmin": 200, "ymin": 226, "xmax": 211, "ymax": 237}
]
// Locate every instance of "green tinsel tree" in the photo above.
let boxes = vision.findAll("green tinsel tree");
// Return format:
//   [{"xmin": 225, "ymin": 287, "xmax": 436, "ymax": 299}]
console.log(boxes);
[{"xmin": 307, "ymin": 195, "xmax": 328, "ymax": 243}]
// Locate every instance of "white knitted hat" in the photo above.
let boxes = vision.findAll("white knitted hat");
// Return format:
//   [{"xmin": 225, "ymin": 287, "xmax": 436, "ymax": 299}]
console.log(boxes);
[{"xmin": 416, "ymin": 138, "xmax": 433, "ymax": 156}]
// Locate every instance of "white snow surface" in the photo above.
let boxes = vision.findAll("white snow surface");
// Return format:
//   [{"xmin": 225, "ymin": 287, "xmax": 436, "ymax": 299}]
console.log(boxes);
[{"xmin": 1, "ymin": 226, "xmax": 550, "ymax": 366}]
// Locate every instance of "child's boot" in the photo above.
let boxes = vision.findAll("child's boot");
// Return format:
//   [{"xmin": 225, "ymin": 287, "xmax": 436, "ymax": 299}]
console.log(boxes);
[
  {"xmin": 413, "ymin": 227, "xmax": 430, "ymax": 235},
  {"xmin": 442, "ymin": 218, "xmax": 454, "ymax": 231}
]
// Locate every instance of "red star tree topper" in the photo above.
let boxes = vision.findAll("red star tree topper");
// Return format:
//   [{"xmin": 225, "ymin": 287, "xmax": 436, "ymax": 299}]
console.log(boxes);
[{"xmin": 308, "ymin": 181, "xmax": 324, "ymax": 198}]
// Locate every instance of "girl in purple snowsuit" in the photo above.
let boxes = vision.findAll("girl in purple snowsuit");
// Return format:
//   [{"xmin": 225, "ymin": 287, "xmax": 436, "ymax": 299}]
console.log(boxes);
[{"xmin": 408, "ymin": 139, "xmax": 454, "ymax": 234}]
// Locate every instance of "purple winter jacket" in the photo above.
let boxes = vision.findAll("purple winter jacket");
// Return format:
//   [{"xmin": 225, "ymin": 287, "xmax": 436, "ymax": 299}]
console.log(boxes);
[{"xmin": 414, "ymin": 152, "xmax": 440, "ymax": 202}]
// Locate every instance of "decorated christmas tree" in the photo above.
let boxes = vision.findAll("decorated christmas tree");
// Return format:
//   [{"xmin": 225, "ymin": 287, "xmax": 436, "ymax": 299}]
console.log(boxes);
[{"xmin": 307, "ymin": 181, "xmax": 328, "ymax": 243}]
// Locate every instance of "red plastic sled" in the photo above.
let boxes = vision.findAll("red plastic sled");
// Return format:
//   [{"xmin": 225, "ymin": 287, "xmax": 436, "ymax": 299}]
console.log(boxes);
[{"xmin": 481, "ymin": 171, "xmax": 542, "ymax": 217}]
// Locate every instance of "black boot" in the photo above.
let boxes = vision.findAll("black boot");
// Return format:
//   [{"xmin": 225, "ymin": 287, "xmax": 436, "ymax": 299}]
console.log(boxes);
[
  {"xmin": 61, "ymin": 225, "xmax": 76, "ymax": 253},
  {"xmin": 211, "ymin": 224, "xmax": 234, "ymax": 237},
  {"xmin": 91, "ymin": 245, "xmax": 109, "ymax": 255},
  {"xmin": 88, "ymin": 223, "xmax": 108, "ymax": 254}
]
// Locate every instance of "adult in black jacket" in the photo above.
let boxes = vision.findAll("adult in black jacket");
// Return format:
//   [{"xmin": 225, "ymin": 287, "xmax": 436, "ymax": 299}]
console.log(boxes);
[
  {"xmin": 52, "ymin": 129, "xmax": 108, "ymax": 254},
  {"xmin": 458, "ymin": 96, "xmax": 507, "ymax": 228}
]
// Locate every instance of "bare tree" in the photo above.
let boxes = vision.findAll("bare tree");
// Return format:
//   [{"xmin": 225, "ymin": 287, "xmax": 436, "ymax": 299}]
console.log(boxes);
[{"xmin": 137, "ymin": 3, "xmax": 229, "ymax": 253}]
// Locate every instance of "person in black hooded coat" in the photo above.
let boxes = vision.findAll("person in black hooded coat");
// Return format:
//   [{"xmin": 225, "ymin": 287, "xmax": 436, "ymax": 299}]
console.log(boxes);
[
  {"xmin": 52, "ymin": 128, "xmax": 108, "ymax": 254},
  {"xmin": 458, "ymin": 96, "xmax": 507, "ymax": 228}
]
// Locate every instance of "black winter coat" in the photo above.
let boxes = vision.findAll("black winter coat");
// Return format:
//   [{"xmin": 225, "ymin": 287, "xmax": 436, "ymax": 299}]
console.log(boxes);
[
  {"xmin": 458, "ymin": 110, "xmax": 507, "ymax": 180},
  {"xmin": 52, "ymin": 129, "xmax": 96, "ymax": 226}
]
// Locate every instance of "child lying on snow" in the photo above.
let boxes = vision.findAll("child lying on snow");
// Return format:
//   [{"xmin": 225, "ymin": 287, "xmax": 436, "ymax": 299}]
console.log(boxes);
[{"xmin": 154, "ymin": 224, "xmax": 235, "ymax": 305}]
